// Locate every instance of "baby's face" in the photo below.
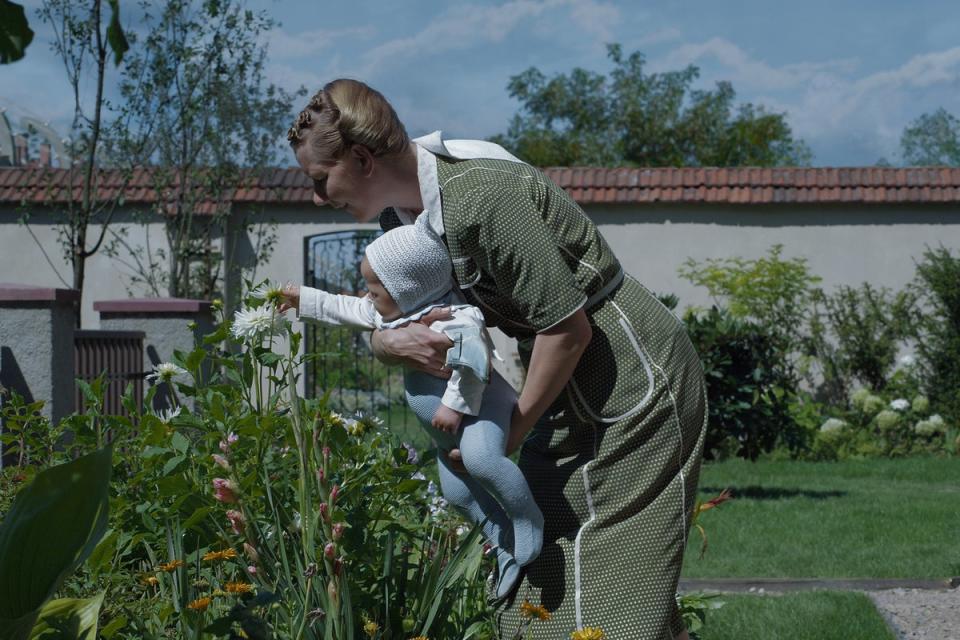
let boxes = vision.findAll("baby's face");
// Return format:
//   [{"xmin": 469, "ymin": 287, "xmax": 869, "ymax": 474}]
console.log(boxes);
[{"xmin": 360, "ymin": 257, "xmax": 403, "ymax": 321}]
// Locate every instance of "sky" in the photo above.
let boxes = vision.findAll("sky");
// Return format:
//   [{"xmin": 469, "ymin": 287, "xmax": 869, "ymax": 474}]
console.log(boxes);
[{"xmin": 3, "ymin": 0, "xmax": 960, "ymax": 167}]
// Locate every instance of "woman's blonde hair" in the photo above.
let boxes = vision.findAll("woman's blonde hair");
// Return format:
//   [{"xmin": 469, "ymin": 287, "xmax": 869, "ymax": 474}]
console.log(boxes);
[{"xmin": 287, "ymin": 79, "xmax": 409, "ymax": 161}]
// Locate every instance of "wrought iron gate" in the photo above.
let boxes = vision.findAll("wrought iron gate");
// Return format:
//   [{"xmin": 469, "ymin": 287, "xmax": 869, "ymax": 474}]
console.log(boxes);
[{"xmin": 303, "ymin": 230, "xmax": 414, "ymax": 431}]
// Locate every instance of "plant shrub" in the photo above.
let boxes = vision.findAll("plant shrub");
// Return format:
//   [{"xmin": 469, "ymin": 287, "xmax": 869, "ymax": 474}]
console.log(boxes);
[{"xmin": 684, "ymin": 306, "xmax": 799, "ymax": 461}]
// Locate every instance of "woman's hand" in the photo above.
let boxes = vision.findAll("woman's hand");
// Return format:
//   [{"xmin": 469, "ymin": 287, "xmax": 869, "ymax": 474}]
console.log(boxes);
[
  {"xmin": 278, "ymin": 284, "xmax": 300, "ymax": 313},
  {"xmin": 370, "ymin": 307, "xmax": 455, "ymax": 378}
]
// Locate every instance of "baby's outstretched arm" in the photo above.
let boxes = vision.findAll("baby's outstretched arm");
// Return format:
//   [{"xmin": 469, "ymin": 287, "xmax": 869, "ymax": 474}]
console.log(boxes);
[{"xmin": 432, "ymin": 404, "xmax": 463, "ymax": 434}]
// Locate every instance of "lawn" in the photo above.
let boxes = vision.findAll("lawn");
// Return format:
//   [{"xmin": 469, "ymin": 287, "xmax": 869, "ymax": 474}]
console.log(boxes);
[
  {"xmin": 699, "ymin": 591, "xmax": 896, "ymax": 640},
  {"xmin": 683, "ymin": 457, "xmax": 960, "ymax": 578}
]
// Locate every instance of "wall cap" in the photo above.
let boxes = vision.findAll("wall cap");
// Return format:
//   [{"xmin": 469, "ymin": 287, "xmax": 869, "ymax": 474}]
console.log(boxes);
[
  {"xmin": 0, "ymin": 283, "xmax": 80, "ymax": 304},
  {"xmin": 94, "ymin": 298, "xmax": 212, "ymax": 314}
]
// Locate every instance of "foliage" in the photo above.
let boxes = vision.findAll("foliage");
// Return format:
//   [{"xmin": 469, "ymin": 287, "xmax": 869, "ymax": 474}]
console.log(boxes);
[
  {"xmin": 0, "ymin": 447, "xmax": 111, "ymax": 640},
  {"xmin": 684, "ymin": 306, "xmax": 799, "ymax": 461},
  {"xmin": 805, "ymin": 283, "xmax": 916, "ymax": 403},
  {"xmin": 105, "ymin": 0, "xmax": 302, "ymax": 300},
  {"xmin": 679, "ymin": 244, "xmax": 821, "ymax": 376},
  {"xmin": 899, "ymin": 107, "xmax": 960, "ymax": 166},
  {"xmin": 908, "ymin": 244, "xmax": 960, "ymax": 425},
  {"xmin": 0, "ymin": 0, "xmax": 33, "ymax": 63},
  {"xmin": 491, "ymin": 44, "xmax": 811, "ymax": 167}
]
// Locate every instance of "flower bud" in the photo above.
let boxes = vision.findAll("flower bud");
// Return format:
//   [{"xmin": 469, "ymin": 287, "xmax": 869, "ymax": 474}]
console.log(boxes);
[
  {"xmin": 225, "ymin": 509, "xmax": 246, "ymax": 535},
  {"xmin": 243, "ymin": 542, "xmax": 260, "ymax": 563},
  {"xmin": 247, "ymin": 565, "xmax": 258, "ymax": 575},
  {"xmin": 324, "ymin": 542, "xmax": 336, "ymax": 559},
  {"xmin": 327, "ymin": 579, "xmax": 338, "ymax": 604},
  {"xmin": 212, "ymin": 478, "xmax": 238, "ymax": 503},
  {"xmin": 319, "ymin": 502, "xmax": 330, "ymax": 522},
  {"xmin": 332, "ymin": 522, "xmax": 345, "ymax": 540},
  {"xmin": 334, "ymin": 557, "xmax": 343, "ymax": 576},
  {"xmin": 212, "ymin": 454, "xmax": 231, "ymax": 470},
  {"xmin": 330, "ymin": 484, "xmax": 340, "ymax": 504}
]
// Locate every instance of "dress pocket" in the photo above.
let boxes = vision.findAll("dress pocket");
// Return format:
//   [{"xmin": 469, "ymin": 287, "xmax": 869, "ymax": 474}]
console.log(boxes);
[
  {"xmin": 566, "ymin": 304, "xmax": 656, "ymax": 423},
  {"xmin": 451, "ymin": 256, "xmax": 481, "ymax": 289}
]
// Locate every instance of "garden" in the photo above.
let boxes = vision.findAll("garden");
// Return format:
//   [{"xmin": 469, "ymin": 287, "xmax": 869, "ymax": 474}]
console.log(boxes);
[{"xmin": 1, "ymin": 242, "xmax": 957, "ymax": 639}]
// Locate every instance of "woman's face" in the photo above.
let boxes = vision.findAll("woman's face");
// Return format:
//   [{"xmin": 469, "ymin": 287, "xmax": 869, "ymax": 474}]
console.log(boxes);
[{"xmin": 295, "ymin": 144, "xmax": 385, "ymax": 223}]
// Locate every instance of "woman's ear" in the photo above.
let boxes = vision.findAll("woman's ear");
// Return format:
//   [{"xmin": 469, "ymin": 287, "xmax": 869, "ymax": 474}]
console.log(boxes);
[{"xmin": 352, "ymin": 145, "xmax": 376, "ymax": 177}]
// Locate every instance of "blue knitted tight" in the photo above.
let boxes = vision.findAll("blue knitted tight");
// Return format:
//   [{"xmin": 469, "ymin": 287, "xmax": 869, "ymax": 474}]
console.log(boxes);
[{"xmin": 404, "ymin": 368, "xmax": 544, "ymax": 567}]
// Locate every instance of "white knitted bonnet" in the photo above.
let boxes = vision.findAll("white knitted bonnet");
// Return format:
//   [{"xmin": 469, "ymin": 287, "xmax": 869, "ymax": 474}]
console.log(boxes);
[{"xmin": 364, "ymin": 215, "xmax": 454, "ymax": 314}]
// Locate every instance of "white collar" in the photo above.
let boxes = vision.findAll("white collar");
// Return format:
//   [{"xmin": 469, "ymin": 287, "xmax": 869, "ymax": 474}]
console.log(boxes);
[{"xmin": 395, "ymin": 131, "xmax": 525, "ymax": 236}]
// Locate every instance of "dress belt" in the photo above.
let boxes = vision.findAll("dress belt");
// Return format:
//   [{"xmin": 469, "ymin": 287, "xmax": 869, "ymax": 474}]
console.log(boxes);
[{"xmin": 585, "ymin": 268, "xmax": 624, "ymax": 310}]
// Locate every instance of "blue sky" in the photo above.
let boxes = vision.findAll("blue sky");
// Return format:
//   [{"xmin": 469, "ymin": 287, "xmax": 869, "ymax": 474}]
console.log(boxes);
[{"xmin": 4, "ymin": 0, "xmax": 960, "ymax": 166}]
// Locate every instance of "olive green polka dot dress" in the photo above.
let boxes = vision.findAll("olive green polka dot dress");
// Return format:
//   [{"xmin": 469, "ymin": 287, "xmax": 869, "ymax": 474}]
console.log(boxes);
[{"xmin": 390, "ymin": 156, "xmax": 708, "ymax": 640}]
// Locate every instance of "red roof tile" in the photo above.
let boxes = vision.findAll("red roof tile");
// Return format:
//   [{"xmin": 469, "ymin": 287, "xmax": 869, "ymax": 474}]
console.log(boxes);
[{"xmin": 2, "ymin": 166, "xmax": 960, "ymax": 208}]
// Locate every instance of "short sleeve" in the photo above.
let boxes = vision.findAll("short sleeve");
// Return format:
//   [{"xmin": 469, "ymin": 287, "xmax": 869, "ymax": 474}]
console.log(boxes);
[{"xmin": 457, "ymin": 184, "xmax": 586, "ymax": 332}]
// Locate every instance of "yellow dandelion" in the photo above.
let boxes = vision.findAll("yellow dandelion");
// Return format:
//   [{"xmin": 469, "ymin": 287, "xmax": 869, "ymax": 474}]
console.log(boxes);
[
  {"xmin": 157, "ymin": 559, "xmax": 184, "ymax": 572},
  {"xmin": 363, "ymin": 620, "xmax": 379, "ymax": 637},
  {"xmin": 142, "ymin": 575, "xmax": 160, "ymax": 586},
  {"xmin": 203, "ymin": 548, "xmax": 238, "ymax": 562},
  {"xmin": 224, "ymin": 581, "xmax": 254, "ymax": 594},
  {"xmin": 187, "ymin": 596, "xmax": 212, "ymax": 611},
  {"xmin": 520, "ymin": 600, "xmax": 552, "ymax": 621},
  {"xmin": 570, "ymin": 628, "xmax": 605, "ymax": 640}
]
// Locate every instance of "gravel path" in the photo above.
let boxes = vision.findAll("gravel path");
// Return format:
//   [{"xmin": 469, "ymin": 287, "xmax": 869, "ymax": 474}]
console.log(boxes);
[{"xmin": 867, "ymin": 588, "xmax": 960, "ymax": 640}]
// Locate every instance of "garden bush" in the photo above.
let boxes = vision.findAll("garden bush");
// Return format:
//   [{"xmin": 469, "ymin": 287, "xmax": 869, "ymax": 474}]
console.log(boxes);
[
  {"xmin": 683, "ymin": 306, "xmax": 799, "ymax": 461},
  {"xmin": 910, "ymin": 244, "xmax": 960, "ymax": 425}
]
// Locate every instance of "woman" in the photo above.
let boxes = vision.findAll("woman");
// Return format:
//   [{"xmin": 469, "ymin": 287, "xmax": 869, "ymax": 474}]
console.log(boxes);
[{"xmin": 286, "ymin": 79, "xmax": 706, "ymax": 640}]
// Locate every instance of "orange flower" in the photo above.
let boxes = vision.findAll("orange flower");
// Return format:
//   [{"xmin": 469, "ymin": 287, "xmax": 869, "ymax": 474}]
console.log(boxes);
[
  {"xmin": 158, "ymin": 559, "xmax": 184, "ymax": 572},
  {"xmin": 520, "ymin": 600, "xmax": 552, "ymax": 621},
  {"xmin": 697, "ymin": 488, "xmax": 733, "ymax": 514},
  {"xmin": 203, "ymin": 548, "xmax": 238, "ymax": 562},
  {"xmin": 142, "ymin": 575, "xmax": 160, "ymax": 586},
  {"xmin": 187, "ymin": 596, "xmax": 212, "ymax": 611},
  {"xmin": 224, "ymin": 581, "xmax": 254, "ymax": 594},
  {"xmin": 570, "ymin": 628, "xmax": 605, "ymax": 640}
]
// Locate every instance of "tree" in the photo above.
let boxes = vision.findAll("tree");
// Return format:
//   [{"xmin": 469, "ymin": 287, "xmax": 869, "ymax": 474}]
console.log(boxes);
[
  {"xmin": 106, "ymin": 0, "xmax": 301, "ymax": 301},
  {"xmin": 491, "ymin": 44, "xmax": 811, "ymax": 167},
  {"xmin": 25, "ymin": 0, "xmax": 129, "ymax": 325},
  {"xmin": 900, "ymin": 108, "xmax": 960, "ymax": 166}
]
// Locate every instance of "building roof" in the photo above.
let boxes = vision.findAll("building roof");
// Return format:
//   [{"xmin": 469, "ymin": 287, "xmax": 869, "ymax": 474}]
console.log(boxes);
[{"xmin": 2, "ymin": 166, "xmax": 960, "ymax": 207}]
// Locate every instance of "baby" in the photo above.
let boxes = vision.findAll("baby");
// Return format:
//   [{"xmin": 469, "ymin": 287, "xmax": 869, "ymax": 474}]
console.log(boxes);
[{"xmin": 284, "ymin": 215, "xmax": 543, "ymax": 600}]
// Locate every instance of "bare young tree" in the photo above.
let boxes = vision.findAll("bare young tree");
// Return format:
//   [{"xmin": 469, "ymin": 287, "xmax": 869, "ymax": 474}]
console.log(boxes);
[
  {"xmin": 106, "ymin": 0, "xmax": 301, "ymax": 302},
  {"xmin": 26, "ymin": 0, "xmax": 128, "ymax": 324}
]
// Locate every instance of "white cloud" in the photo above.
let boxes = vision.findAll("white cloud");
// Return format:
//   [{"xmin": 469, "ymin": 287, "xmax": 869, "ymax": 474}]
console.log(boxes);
[
  {"xmin": 265, "ymin": 26, "xmax": 376, "ymax": 60},
  {"xmin": 354, "ymin": 0, "xmax": 619, "ymax": 77}
]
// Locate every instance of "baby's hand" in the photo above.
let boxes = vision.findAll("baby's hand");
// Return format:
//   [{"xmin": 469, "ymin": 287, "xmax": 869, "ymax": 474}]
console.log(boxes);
[
  {"xmin": 432, "ymin": 404, "xmax": 463, "ymax": 434},
  {"xmin": 278, "ymin": 284, "xmax": 300, "ymax": 313}
]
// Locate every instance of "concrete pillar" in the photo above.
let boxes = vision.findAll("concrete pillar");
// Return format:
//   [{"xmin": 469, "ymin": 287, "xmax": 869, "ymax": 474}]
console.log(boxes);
[
  {"xmin": 0, "ymin": 284, "xmax": 79, "ymax": 425},
  {"xmin": 94, "ymin": 298, "xmax": 214, "ymax": 410}
]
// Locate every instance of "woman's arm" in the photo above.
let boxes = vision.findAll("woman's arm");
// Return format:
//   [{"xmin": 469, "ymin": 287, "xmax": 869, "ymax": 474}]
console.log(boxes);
[{"xmin": 506, "ymin": 308, "xmax": 592, "ymax": 455}]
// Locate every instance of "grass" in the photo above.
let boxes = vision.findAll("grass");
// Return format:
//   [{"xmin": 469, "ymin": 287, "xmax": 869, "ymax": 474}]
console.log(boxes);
[
  {"xmin": 683, "ymin": 457, "xmax": 960, "ymax": 578},
  {"xmin": 699, "ymin": 591, "xmax": 896, "ymax": 640}
]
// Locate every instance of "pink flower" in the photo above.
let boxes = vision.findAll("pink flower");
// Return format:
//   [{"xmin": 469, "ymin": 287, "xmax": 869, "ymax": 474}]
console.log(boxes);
[
  {"xmin": 226, "ymin": 509, "xmax": 246, "ymax": 535},
  {"xmin": 322, "ymin": 446, "xmax": 331, "ymax": 460},
  {"xmin": 316, "ymin": 468, "xmax": 325, "ymax": 484},
  {"xmin": 243, "ymin": 542, "xmax": 260, "ymax": 564},
  {"xmin": 332, "ymin": 522, "xmax": 345, "ymax": 540},
  {"xmin": 247, "ymin": 565, "xmax": 258, "ymax": 575},
  {"xmin": 330, "ymin": 484, "xmax": 340, "ymax": 504},
  {"xmin": 212, "ymin": 478, "xmax": 238, "ymax": 503},
  {"xmin": 324, "ymin": 542, "xmax": 336, "ymax": 559},
  {"xmin": 212, "ymin": 454, "xmax": 230, "ymax": 470},
  {"xmin": 219, "ymin": 432, "xmax": 239, "ymax": 453},
  {"xmin": 319, "ymin": 502, "xmax": 329, "ymax": 522},
  {"xmin": 333, "ymin": 558, "xmax": 343, "ymax": 576}
]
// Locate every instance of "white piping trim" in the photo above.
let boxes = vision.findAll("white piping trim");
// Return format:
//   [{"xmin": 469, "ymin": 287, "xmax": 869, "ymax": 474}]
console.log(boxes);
[
  {"xmin": 573, "ymin": 425, "xmax": 599, "ymax": 630},
  {"xmin": 568, "ymin": 309, "xmax": 655, "ymax": 423},
  {"xmin": 616, "ymin": 300, "xmax": 690, "ymax": 544},
  {"xmin": 440, "ymin": 165, "xmax": 539, "ymax": 189}
]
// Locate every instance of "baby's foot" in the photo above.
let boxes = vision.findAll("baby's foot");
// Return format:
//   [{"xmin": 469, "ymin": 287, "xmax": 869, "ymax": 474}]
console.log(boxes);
[
  {"xmin": 487, "ymin": 549, "xmax": 523, "ymax": 604},
  {"xmin": 511, "ymin": 507, "xmax": 544, "ymax": 566}
]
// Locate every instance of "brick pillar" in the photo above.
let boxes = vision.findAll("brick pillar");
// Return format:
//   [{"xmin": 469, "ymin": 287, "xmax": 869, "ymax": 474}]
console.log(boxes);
[
  {"xmin": 94, "ymin": 298, "xmax": 214, "ymax": 410},
  {"xmin": 0, "ymin": 284, "xmax": 79, "ymax": 428}
]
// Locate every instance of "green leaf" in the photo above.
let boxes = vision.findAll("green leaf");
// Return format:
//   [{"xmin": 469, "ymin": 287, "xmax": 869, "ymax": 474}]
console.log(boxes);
[
  {"xmin": 0, "ymin": 448, "xmax": 111, "ymax": 640},
  {"xmin": 170, "ymin": 431, "xmax": 190, "ymax": 454},
  {"xmin": 105, "ymin": 0, "xmax": 128, "ymax": 66},
  {"xmin": 99, "ymin": 615, "xmax": 127, "ymax": 638},
  {"xmin": 26, "ymin": 593, "xmax": 103, "ymax": 640},
  {"xmin": 0, "ymin": 1, "xmax": 33, "ymax": 64}
]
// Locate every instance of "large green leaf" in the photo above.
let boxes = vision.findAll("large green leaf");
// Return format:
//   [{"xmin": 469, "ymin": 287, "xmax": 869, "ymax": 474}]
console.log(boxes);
[
  {"xmin": 0, "ymin": 1, "xmax": 33, "ymax": 64},
  {"xmin": 105, "ymin": 0, "xmax": 128, "ymax": 66},
  {"xmin": 27, "ymin": 593, "xmax": 104, "ymax": 640},
  {"xmin": 0, "ymin": 447, "xmax": 112, "ymax": 640}
]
